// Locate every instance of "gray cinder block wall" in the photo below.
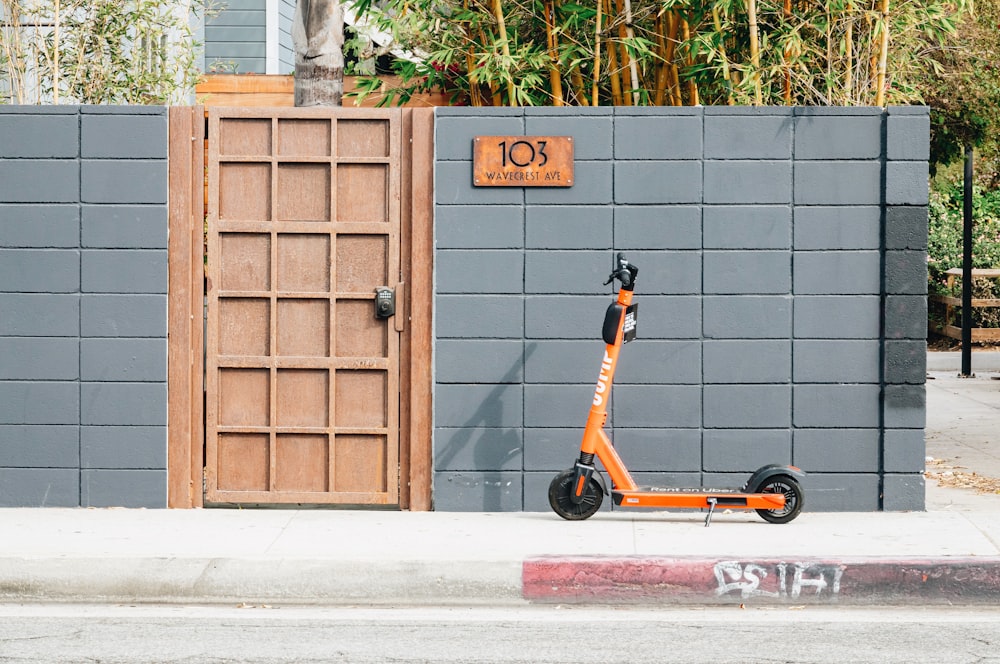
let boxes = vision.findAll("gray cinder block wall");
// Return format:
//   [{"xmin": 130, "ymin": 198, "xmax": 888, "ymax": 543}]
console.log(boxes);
[
  {"xmin": 0, "ymin": 106, "xmax": 169, "ymax": 507},
  {"xmin": 433, "ymin": 106, "xmax": 928, "ymax": 512}
]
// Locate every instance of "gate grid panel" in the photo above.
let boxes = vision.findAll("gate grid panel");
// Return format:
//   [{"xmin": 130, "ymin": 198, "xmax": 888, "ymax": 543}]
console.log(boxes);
[{"xmin": 205, "ymin": 108, "xmax": 401, "ymax": 505}]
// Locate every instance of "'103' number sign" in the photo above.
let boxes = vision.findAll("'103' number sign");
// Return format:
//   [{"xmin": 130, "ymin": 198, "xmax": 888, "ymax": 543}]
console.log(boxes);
[{"xmin": 473, "ymin": 136, "xmax": 574, "ymax": 187}]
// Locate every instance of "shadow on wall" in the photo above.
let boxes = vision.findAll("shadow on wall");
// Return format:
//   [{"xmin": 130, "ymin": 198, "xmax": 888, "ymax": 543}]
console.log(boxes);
[{"xmin": 437, "ymin": 344, "xmax": 537, "ymax": 510}]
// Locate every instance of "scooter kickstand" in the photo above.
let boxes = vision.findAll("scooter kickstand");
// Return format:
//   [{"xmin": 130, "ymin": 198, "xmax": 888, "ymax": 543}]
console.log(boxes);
[{"xmin": 704, "ymin": 498, "xmax": 717, "ymax": 528}]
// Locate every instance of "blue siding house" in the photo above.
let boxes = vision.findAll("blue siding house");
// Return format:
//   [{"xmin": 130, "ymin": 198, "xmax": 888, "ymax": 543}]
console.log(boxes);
[{"xmin": 204, "ymin": 0, "xmax": 296, "ymax": 74}]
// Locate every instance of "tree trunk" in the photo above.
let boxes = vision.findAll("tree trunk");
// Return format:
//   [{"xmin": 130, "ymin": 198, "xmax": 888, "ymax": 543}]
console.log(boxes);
[{"xmin": 293, "ymin": 0, "xmax": 344, "ymax": 107}]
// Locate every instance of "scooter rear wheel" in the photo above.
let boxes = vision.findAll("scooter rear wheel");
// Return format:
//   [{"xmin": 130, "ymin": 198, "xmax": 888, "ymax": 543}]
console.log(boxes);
[
  {"xmin": 548, "ymin": 469, "xmax": 604, "ymax": 520},
  {"xmin": 754, "ymin": 474, "xmax": 803, "ymax": 524}
]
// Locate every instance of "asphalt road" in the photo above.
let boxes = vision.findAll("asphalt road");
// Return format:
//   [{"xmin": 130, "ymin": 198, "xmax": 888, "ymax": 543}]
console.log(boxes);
[{"xmin": 1, "ymin": 603, "xmax": 998, "ymax": 664}]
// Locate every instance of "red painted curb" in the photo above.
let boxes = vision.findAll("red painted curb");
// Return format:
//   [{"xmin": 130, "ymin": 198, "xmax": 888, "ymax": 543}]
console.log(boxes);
[{"xmin": 523, "ymin": 556, "xmax": 1000, "ymax": 605}]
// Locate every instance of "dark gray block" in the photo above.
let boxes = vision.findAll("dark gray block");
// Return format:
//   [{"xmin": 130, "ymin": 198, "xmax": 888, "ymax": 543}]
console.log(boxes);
[
  {"xmin": 793, "ymin": 296, "xmax": 881, "ymax": 339},
  {"xmin": 81, "ymin": 294, "xmax": 168, "ymax": 337},
  {"xmin": 0, "ymin": 160, "xmax": 79, "ymax": 202},
  {"xmin": 436, "ymin": 250, "xmax": 523, "ymax": 294},
  {"xmin": 703, "ymin": 296, "xmax": 792, "ymax": 339},
  {"xmin": 523, "ymin": 428, "xmax": 580, "ymax": 471},
  {"xmin": 704, "ymin": 115, "xmax": 792, "ymax": 159},
  {"xmin": 81, "ymin": 426, "xmax": 167, "ymax": 469},
  {"xmin": 703, "ymin": 429, "xmax": 792, "ymax": 472},
  {"xmin": 614, "ymin": 162, "xmax": 702, "ymax": 204},
  {"xmin": 887, "ymin": 113, "xmax": 930, "ymax": 161},
  {"xmin": 0, "ymin": 425, "xmax": 79, "ymax": 467},
  {"xmin": 613, "ymin": 429, "xmax": 702, "ymax": 472},
  {"xmin": 631, "ymin": 296, "xmax": 702, "ymax": 340},
  {"xmin": 81, "ymin": 205, "xmax": 169, "ymax": 249},
  {"xmin": 525, "ymin": 206, "xmax": 612, "ymax": 249},
  {"xmin": 435, "ymin": 205, "xmax": 523, "ymax": 249},
  {"xmin": 797, "ymin": 473, "xmax": 880, "ymax": 511},
  {"xmin": 525, "ymin": 162, "xmax": 613, "ymax": 205},
  {"xmin": 704, "ymin": 251, "xmax": 790, "ymax": 294},
  {"xmin": 884, "ymin": 340, "xmax": 927, "ymax": 385},
  {"xmin": 885, "ymin": 250, "xmax": 928, "ymax": 295},
  {"xmin": 0, "ymin": 382, "xmax": 79, "ymax": 425},
  {"xmin": 794, "ymin": 115, "xmax": 882, "ymax": 160},
  {"xmin": 436, "ymin": 384, "xmax": 523, "ymax": 428},
  {"xmin": 793, "ymin": 340, "xmax": 881, "ymax": 383},
  {"xmin": 703, "ymin": 206, "xmax": 791, "ymax": 249},
  {"xmin": 0, "ymin": 204, "xmax": 80, "ymax": 248},
  {"xmin": 886, "ymin": 161, "xmax": 929, "ymax": 206},
  {"xmin": 614, "ymin": 115, "xmax": 702, "ymax": 160},
  {"xmin": 883, "ymin": 429, "xmax": 926, "ymax": 473},
  {"xmin": 81, "ymin": 160, "xmax": 168, "ymax": 205},
  {"xmin": 81, "ymin": 105, "xmax": 166, "ymax": 115},
  {"xmin": 793, "ymin": 385, "xmax": 881, "ymax": 428},
  {"xmin": 525, "ymin": 385, "xmax": 596, "ymax": 428},
  {"xmin": 703, "ymin": 340, "xmax": 791, "ymax": 384},
  {"xmin": 623, "ymin": 251, "xmax": 702, "ymax": 295},
  {"xmin": 436, "ymin": 162, "xmax": 524, "ymax": 205},
  {"xmin": 616, "ymin": 340, "xmax": 702, "ymax": 385},
  {"xmin": 704, "ymin": 161, "xmax": 791, "ymax": 204},
  {"xmin": 82, "ymin": 250, "xmax": 168, "ymax": 294},
  {"xmin": 0, "ymin": 468, "xmax": 80, "ymax": 507},
  {"xmin": 437, "ymin": 295, "xmax": 524, "ymax": 339},
  {"xmin": 0, "ymin": 249, "xmax": 79, "ymax": 293},
  {"xmin": 615, "ymin": 107, "xmax": 702, "ymax": 116},
  {"xmin": 0, "ymin": 294, "xmax": 79, "ymax": 336},
  {"xmin": 793, "ymin": 251, "xmax": 881, "ymax": 295},
  {"xmin": 81, "ymin": 383, "xmax": 167, "ymax": 426},
  {"xmin": 81, "ymin": 469, "xmax": 167, "ymax": 508},
  {"xmin": 793, "ymin": 429, "xmax": 880, "ymax": 473},
  {"xmin": 703, "ymin": 385, "xmax": 791, "ymax": 429},
  {"xmin": 884, "ymin": 384, "xmax": 925, "ymax": 428},
  {"xmin": 794, "ymin": 161, "xmax": 881, "ymax": 205},
  {"xmin": 525, "ymin": 341, "xmax": 601, "ymax": 384},
  {"xmin": 80, "ymin": 339, "xmax": 168, "ymax": 382},
  {"xmin": 793, "ymin": 206, "xmax": 881, "ymax": 250},
  {"xmin": 433, "ymin": 471, "xmax": 522, "ymax": 511},
  {"xmin": 613, "ymin": 385, "xmax": 702, "ymax": 428},
  {"xmin": 885, "ymin": 206, "xmax": 928, "ymax": 251},
  {"xmin": 0, "ymin": 338, "xmax": 79, "ymax": 380},
  {"xmin": 436, "ymin": 340, "xmax": 523, "ymax": 383},
  {"xmin": 525, "ymin": 251, "xmax": 618, "ymax": 295},
  {"xmin": 434, "ymin": 428, "xmax": 523, "ymax": 472},
  {"xmin": 0, "ymin": 106, "xmax": 79, "ymax": 115},
  {"xmin": 525, "ymin": 116, "xmax": 612, "ymax": 160},
  {"xmin": 435, "ymin": 116, "xmax": 525, "ymax": 160},
  {"xmin": 524, "ymin": 295, "xmax": 609, "ymax": 339},
  {"xmin": 885, "ymin": 295, "xmax": 928, "ymax": 340},
  {"xmin": 882, "ymin": 474, "xmax": 925, "ymax": 511},
  {"xmin": 614, "ymin": 206, "xmax": 701, "ymax": 250},
  {"xmin": 0, "ymin": 115, "xmax": 78, "ymax": 158},
  {"xmin": 81, "ymin": 114, "xmax": 168, "ymax": 158}
]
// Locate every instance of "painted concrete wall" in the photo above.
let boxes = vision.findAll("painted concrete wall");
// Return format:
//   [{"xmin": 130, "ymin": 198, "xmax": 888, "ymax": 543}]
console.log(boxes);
[
  {"xmin": 204, "ymin": 0, "xmax": 267, "ymax": 74},
  {"xmin": 0, "ymin": 106, "xmax": 169, "ymax": 508},
  {"xmin": 433, "ymin": 106, "xmax": 929, "ymax": 513}
]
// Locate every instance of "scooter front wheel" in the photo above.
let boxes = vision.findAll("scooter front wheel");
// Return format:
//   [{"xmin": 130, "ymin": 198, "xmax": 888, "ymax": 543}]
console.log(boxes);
[
  {"xmin": 548, "ymin": 469, "xmax": 604, "ymax": 520},
  {"xmin": 754, "ymin": 474, "xmax": 804, "ymax": 524}
]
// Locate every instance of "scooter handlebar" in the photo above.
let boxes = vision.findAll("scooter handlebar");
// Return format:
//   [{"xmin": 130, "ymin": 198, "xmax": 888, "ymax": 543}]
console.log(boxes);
[{"xmin": 604, "ymin": 252, "xmax": 639, "ymax": 291}]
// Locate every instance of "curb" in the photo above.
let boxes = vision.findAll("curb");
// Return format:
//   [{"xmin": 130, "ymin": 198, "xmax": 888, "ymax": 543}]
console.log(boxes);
[{"xmin": 523, "ymin": 556, "xmax": 1000, "ymax": 605}]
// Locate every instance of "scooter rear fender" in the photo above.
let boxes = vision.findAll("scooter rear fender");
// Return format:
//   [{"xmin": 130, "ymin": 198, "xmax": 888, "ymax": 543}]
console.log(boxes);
[{"xmin": 741, "ymin": 464, "xmax": 806, "ymax": 493}]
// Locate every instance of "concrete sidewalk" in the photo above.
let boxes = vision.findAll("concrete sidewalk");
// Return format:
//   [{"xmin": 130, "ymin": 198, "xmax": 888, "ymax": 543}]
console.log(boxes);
[{"xmin": 1, "ymin": 367, "xmax": 999, "ymax": 607}]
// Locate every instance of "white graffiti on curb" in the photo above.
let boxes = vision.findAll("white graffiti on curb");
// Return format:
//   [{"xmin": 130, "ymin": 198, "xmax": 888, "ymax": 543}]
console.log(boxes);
[{"xmin": 714, "ymin": 561, "xmax": 845, "ymax": 600}]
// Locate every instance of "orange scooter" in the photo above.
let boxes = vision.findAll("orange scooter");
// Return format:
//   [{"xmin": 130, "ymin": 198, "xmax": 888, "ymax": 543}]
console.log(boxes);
[{"xmin": 548, "ymin": 254, "xmax": 805, "ymax": 526}]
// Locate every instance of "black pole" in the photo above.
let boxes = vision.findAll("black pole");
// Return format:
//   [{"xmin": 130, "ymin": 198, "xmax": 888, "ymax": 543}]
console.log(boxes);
[{"xmin": 961, "ymin": 144, "xmax": 974, "ymax": 377}]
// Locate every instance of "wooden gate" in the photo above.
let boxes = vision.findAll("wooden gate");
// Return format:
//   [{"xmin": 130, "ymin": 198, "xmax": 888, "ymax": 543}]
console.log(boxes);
[{"xmin": 196, "ymin": 107, "xmax": 422, "ymax": 506}]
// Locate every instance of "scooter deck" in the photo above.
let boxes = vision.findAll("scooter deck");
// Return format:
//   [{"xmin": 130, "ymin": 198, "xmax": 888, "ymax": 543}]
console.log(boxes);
[{"xmin": 612, "ymin": 487, "xmax": 786, "ymax": 510}]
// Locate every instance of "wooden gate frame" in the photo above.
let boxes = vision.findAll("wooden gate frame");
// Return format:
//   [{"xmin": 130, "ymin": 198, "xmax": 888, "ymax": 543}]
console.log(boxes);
[{"xmin": 167, "ymin": 106, "xmax": 434, "ymax": 510}]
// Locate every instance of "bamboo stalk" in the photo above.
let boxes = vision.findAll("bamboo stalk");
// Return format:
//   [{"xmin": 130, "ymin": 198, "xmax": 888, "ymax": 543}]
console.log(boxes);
[
  {"xmin": 680, "ymin": 17, "xmax": 698, "ymax": 106},
  {"xmin": 544, "ymin": 0, "xmax": 564, "ymax": 105},
  {"xmin": 664, "ymin": 11, "xmax": 681, "ymax": 105},
  {"xmin": 570, "ymin": 66, "xmax": 589, "ymax": 105},
  {"xmin": 653, "ymin": 11, "xmax": 669, "ymax": 105},
  {"xmin": 491, "ymin": 0, "xmax": 517, "ymax": 106},
  {"xmin": 53, "ymin": 0, "xmax": 59, "ymax": 104},
  {"xmin": 621, "ymin": 0, "xmax": 639, "ymax": 104},
  {"xmin": 592, "ymin": 0, "xmax": 601, "ymax": 105},
  {"xmin": 612, "ymin": 0, "xmax": 631, "ymax": 105},
  {"xmin": 746, "ymin": 0, "xmax": 762, "ymax": 105},
  {"xmin": 844, "ymin": 2, "xmax": 854, "ymax": 105},
  {"xmin": 874, "ymin": 0, "xmax": 890, "ymax": 106},
  {"xmin": 711, "ymin": 5, "xmax": 735, "ymax": 105},
  {"xmin": 606, "ymin": 0, "xmax": 622, "ymax": 105},
  {"xmin": 782, "ymin": 0, "xmax": 792, "ymax": 104}
]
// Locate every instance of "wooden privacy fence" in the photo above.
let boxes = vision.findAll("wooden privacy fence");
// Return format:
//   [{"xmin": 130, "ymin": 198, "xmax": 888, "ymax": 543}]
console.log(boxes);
[
  {"xmin": 167, "ymin": 106, "xmax": 434, "ymax": 509},
  {"xmin": 929, "ymin": 268, "xmax": 1000, "ymax": 342}
]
